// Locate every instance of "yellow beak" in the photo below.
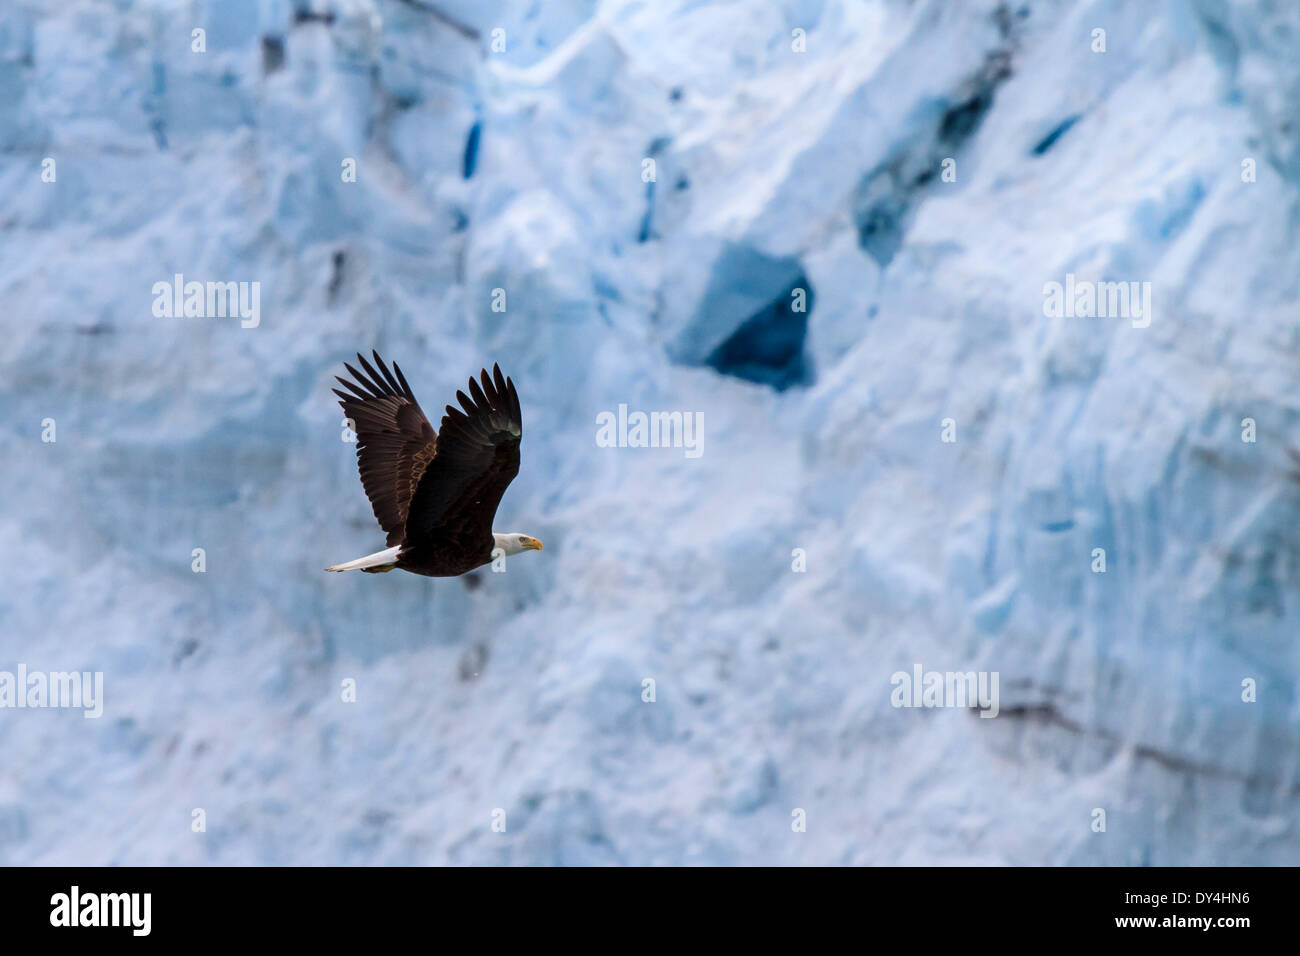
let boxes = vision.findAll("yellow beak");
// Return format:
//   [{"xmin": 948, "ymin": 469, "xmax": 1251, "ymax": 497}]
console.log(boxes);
[{"xmin": 524, "ymin": 537, "xmax": 543, "ymax": 551}]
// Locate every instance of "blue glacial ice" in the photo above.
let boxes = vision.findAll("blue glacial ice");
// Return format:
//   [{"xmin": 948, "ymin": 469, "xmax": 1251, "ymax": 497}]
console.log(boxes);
[{"xmin": 0, "ymin": 0, "xmax": 1297, "ymax": 865}]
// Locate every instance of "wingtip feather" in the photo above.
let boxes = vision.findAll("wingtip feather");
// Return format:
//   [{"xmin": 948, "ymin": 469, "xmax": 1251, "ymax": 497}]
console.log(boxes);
[
  {"xmin": 373, "ymin": 351, "xmax": 403, "ymax": 395},
  {"xmin": 467, "ymin": 375, "xmax": 488, "ymax": 410}
]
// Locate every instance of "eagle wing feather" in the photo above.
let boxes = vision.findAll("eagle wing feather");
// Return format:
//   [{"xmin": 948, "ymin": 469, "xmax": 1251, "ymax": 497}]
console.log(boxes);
[
  {"xmin": 333, "ymin": 351, "xmax": 437, "ymax": 547},
  {"xmin": 403, "ymin": 364, "xmax": 522, "ymax": 548}
]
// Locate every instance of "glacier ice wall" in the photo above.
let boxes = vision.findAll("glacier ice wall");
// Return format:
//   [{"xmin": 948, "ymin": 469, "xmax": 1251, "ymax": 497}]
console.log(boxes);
[{"xmin": 0, "ymin": 0, "xmax": 1297, "ymax": 864}]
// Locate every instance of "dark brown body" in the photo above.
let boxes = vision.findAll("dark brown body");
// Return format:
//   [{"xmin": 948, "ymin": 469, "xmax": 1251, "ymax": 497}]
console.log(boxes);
[{"xmin": 385, "ymin": 534, "xmax": 495, "ymax": 577}]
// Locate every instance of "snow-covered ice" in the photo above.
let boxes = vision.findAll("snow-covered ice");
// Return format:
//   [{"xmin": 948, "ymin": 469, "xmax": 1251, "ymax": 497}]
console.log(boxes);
[{"xmin": 0, "ymin": 0, "xmax": 1297, "ymax": 864}]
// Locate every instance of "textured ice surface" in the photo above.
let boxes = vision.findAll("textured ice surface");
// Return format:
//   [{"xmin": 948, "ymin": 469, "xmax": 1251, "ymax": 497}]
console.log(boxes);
[{"xmin": 0, "ymin": 0, "xmax": 1297, "ymax": 865}]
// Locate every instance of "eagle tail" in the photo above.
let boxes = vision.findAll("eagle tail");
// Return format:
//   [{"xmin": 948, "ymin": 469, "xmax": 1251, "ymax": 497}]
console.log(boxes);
[{"xmin": 325, "ymin": 545, "xmax": 402, "ymax": 573}]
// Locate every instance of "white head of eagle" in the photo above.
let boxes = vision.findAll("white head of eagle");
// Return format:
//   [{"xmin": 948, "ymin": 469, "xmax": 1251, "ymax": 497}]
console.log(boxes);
[{"xmin": 493, "ymin": 533, "xmax": 544, "ymax": 556}]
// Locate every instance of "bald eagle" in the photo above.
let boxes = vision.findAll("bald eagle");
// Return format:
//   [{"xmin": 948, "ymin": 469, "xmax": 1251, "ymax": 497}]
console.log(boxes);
[{"xmin": 326, "ymin": 352, "xmax": 542, "ymax": 576}]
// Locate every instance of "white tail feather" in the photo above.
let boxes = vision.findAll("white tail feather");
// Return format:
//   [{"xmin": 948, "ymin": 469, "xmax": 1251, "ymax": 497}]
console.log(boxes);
[{"xmin": 325, "ymin": 545, "xmax": 402, "ymax": 572}]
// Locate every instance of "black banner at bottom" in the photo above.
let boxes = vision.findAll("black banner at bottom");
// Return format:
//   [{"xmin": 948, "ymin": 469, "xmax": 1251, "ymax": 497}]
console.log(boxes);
[{"xmin": 0, "ymin": 865, "xmax": 1285, "ymax": 943}]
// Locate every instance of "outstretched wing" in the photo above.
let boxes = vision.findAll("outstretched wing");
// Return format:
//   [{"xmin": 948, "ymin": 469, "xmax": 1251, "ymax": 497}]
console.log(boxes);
[
  {"xmin": 333, "ymin": 351, "xmax": 437, "ymax": 547},
  {"xmin": 404, "ymin": 364, "xmax": 522, "ymax": 547}
]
